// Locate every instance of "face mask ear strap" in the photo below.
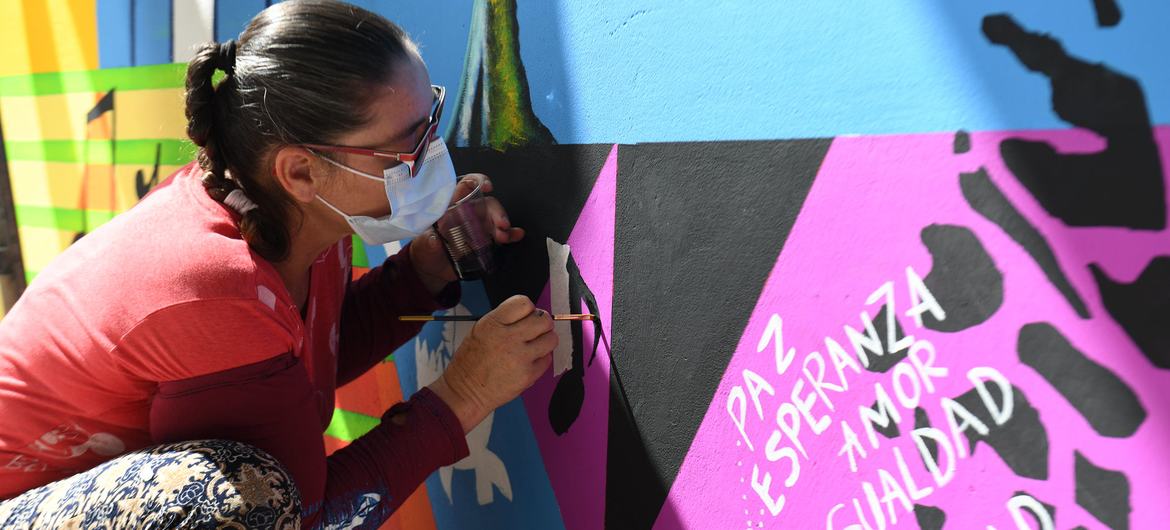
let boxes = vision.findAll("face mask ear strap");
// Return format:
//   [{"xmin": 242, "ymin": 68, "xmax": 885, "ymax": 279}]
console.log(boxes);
[
  {"xmin": 313, "ymin": 151, "xmax": 386, "ymax": 182},
  {"xmin": 314, "ymin": 194, "xmax": 351, "ymax": 219}
]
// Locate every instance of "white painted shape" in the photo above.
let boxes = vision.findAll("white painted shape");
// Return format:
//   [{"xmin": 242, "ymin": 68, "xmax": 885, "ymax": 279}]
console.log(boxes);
[
  {"xmin": 171, "ymin": 0, "xmax": 214, "ymax": 63},
  {"xmin": 546, "ymin": 238, "xmax": 573, "ymax": 376},
  {"xmin": 416, "ymin": 305, "xmax": 512, "ymax": 506}
]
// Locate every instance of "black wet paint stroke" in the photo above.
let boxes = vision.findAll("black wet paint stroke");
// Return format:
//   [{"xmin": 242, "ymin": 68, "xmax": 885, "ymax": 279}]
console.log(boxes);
[
  {"xmin": 960, "ymin": 168, "xmax": 1090, "ymax": 319},
  {"xmin": 865, "ymin": 305, "xmax": 909, "ymax": 373},
  {"xmin": 914, "ymin": 407, "xmax": 938, "ymax": 465},
  {"xmin": 914, "ymin": 504, "xmax": 946, "ymax": 530},
  {"xmin": 1076, "ymin": 451, "xmax": 1132, "ymax": 530},
  {"xmin": 1012, "ymin": 491, "xmax": 1057, "ymax": 529},
  {"xmin": 548, "ymin": 251, "xmax": 604, "ymax": 435},
  {"xmin": 1091, "ymin": 256, "xmax": 1170, "ymax": 369},
  {"xmin": 983, "ymin": 14, "xmax": 1164, "ymax": 230},
  {"xmin": 954, "ymin": 130, "xmax": 971, "ymax": 154},
  {"xmin": 1018, "ymin": 322, "xmax": 1146, "ymax": 437},
  {"xmin": 920, "ymin": 224, "xmax": 1004, "ymax": 332},
  {"xmin": 1093, "ymin": 0, "xmax": 1122, "ymax": 27},
  {"xmin": 953, "ymin": 385, "xmax": 1049, "ymax": 480}
]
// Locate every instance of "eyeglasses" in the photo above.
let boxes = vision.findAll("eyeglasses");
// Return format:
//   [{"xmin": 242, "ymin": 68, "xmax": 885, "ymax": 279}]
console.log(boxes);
[{"xmin": 301, "ymin": 85, "xmax": 446, "ymax": 178}]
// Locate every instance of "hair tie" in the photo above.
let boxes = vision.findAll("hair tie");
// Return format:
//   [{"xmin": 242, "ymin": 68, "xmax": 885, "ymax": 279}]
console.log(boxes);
[
  {"xmin": 216, "ymin": 40, "xmax": 238, "ymax": 77},
  {"xmin": 224, "ymin": 188, "xmax": 258, "ymax": 215}
]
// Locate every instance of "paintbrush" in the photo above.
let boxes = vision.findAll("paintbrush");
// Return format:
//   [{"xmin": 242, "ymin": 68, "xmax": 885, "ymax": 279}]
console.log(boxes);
[{"xmin": 399, "ymin": 313, "xmax": 596, "ymax": 322}]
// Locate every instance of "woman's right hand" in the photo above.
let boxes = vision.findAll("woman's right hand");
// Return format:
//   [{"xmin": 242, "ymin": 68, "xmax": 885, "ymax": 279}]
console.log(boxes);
[{"xmin": 428, "ymin": 295, "xmax": 556, "ymax": 433}]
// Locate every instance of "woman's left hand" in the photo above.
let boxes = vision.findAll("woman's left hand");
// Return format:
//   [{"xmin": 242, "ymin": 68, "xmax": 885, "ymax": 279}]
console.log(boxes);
[{"xmin": 410, "ymin": 173, "xmax": 525, "ymax": 292}]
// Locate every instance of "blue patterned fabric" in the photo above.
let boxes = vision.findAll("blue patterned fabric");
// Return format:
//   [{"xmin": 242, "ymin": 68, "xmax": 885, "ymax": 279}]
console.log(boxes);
[{"xmin": 0, "ymin": 439, "xmax": 300, "ymax": 529}]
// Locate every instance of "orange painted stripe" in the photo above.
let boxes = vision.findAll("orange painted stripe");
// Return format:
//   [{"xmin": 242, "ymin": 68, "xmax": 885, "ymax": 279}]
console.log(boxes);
[{"xmin": 335, "ymin": 361, "xmax": 404, "ymax": 418}]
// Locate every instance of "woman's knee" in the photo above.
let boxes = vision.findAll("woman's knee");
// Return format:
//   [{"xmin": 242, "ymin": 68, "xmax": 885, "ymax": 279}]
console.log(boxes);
[
  {"xmin": 0, "ymin": 439, "xmax": 301, "ymax": 529},
  {"xmin": 146, "ymin": 439, "xmax": 302, "ymax": 527}
]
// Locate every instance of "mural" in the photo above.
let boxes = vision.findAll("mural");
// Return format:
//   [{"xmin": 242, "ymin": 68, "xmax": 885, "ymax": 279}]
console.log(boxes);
[{"xmin": 1, "ymin": 1, "xmax": 1168, "ymax": 529}]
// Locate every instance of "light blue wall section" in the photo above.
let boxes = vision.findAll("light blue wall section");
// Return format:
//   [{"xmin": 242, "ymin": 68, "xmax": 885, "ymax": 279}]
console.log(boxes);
[
  {"xmin": 216, "ymin": 0, "xmax": 270, "ymax": 41},
  {"xmin": 507, "ymin": 0, "xmax": 1170, "ymax": 143},
  {"xmin": 98, "ymin": 1, "xmax": 1170, "ymax": 140},
  {"xmin": 96, "ymin": 0, "xmax": 132, "ymax": 68},
  {"xmin": 131, "ymin": 0, "xmax": 171, "ymax": 65},
  {"xmin": 360, "ymin": 1, "xmax": 475, "ymax": 142}
]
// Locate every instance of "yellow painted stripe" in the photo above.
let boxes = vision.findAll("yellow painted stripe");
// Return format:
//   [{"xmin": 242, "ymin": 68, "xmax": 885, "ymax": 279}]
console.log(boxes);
[
  {"xmin": 115, "ymin": 89, "xmax": 187, "ymax": 140},
  {"xmin": 51, "ymin": 0, "xmax": 100, "ymax": 73},
  {"xmin": 0, "ymin": 2, "xmax": 33, "ymax": 77},
  {"xmin": 8, "ymin": 161, "xmax": 183, "ymax": 211},
  {"xmin": 0, "ymin": 0, "xmax": 98, "ymax": 78},
  {"xmin": 0, "ymin": 88, "xmax": 186, "ymax": 141},
  {"xmin": 16, "ymin": 226, "xmax": 73, "ymax": 280}
]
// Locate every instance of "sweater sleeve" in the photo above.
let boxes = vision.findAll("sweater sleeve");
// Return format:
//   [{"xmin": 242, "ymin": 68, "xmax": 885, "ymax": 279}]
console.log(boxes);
[
  {"xmin": 336, "ymin": 242, "xmax": 461, "ymax": 387},
  {"xmin": 150, "ymin": 352, "xmax": 469, "ymax": 530}
]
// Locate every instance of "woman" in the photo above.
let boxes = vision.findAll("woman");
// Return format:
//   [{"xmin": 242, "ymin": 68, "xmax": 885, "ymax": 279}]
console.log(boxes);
[{"xmin": 0, "ymin": 1, "xmax": 556, "ymax": 528}]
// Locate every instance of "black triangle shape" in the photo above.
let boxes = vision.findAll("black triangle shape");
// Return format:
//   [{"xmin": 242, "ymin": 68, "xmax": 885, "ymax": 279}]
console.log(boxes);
[{"xmin": 607, "ymin": 139, "xmax": 831, "ymax": 528}]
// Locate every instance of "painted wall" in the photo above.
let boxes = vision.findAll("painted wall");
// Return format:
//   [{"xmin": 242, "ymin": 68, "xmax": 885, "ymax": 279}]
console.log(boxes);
[{"xmin": 1, "ymin": 1, "xmax": 1167, "ymax": 529}]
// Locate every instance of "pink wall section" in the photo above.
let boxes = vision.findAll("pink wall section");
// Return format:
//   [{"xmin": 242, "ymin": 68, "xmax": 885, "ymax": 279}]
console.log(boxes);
[
  {"xmin": 529, "ymin": 145, "xmax": 619, "ymax": 530},
  {"xmin": 660, "ymin": 128, "xmax": 1170, "ymax": 529}
]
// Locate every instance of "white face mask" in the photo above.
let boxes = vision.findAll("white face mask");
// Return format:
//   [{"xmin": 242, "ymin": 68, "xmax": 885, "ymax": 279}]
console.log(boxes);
[{"xmin": 315, "ymin": 138, "xmax": 457, "ymax": 246}]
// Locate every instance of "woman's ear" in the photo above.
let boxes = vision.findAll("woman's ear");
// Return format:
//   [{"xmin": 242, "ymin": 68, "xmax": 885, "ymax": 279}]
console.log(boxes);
[{"xmin": 271, "ymin": 146, "xmax": 324, "ymax": 204}]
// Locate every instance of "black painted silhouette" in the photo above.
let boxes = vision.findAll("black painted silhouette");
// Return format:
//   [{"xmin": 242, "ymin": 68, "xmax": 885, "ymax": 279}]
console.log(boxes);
[
  {"xmin": 870, "ymin": 399, "xmax": 900, "ymax": 440},
  {"xmin": 920, "ymin": 224, "xmax": 1004, "ymax": 332},
  {"xmin": 1013, "ymin": 491, "xmax": 1057, "ymax": 528},
  {"xmin": 1018, "ymin": 322, "xmax": 1146, "ymax": 437},
  {"xmin": 953, "ymin": 130, "xmax": 971, "ymax": 154},
  {"xmin": 1090, "ymin": 256, "xmax": 1170, "ymax": 369},
  {"xmin": 75, "ymin": 89, "xmax": 116, "ymax": 243},
  {"xmin": 1092, "ymin": 0, "xmax": 1122, "ymax": 27},
  {"xmin": 914, "ymin": 504, "xmax": 946, "ymax": 530},
  {"xmin": 960, "ymin": 168, "xmax": 1090, "ymax": 318},
  {"xmin": 135, "ymin": 143, "xmax": 162, "ymax": 200},
  {"xmin": 914, "ymin": 407, "xmax": 938, "ymax": 466},
  {"xmin": 1075, "ymin": 451, "xmax": 1132, "ymax": 529},
  {"xmin": 865, "ymin": 305, "xmax": 909, "ymax": 373},
  {"xmin": 983, "ymin": 14, "xmax": 1164, "ymax": 230},
  {"xmin": 953, "ymin": 385, "xmax": 1050, "ymax": 480}
]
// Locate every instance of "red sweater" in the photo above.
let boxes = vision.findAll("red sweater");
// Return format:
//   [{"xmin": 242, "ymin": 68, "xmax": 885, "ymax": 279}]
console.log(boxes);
[{"xmin": 0, "ymin": 163, "xmax": 467, "ymax": 528}]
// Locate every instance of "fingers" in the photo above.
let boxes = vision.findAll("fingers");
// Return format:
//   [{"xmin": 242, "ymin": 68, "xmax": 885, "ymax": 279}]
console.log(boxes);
[
  {"xmin": 451, "ymin": 178, "xmax": 479, "ymax": 206},
  {"xmin": 489, "ymin": 295, "xmax": 536, "ymax": 325},
  {"xmin": 482, "ymin": 197, "xmax": 523, "ymax": 244},
  {"xmin": 494, "ymin": 226, "xmax": 523, "ymax": 244},
  {"xmin": 528, "ymin": 352, "xmax": 553, "ymax": 379},
  {"xmin": 525, "ymin": 330, "xmax": 559, "ymax": 357},
  {"xmin": 510, "ymin": 307, "xmax": 554, "ymax": 341},
  {"xmin": 454, "ymin": 175, "xmax": 522, "ymax": 245},
  {"xmin": 457, "ymin": 173, "xmax": 492, "ymax": 194}
]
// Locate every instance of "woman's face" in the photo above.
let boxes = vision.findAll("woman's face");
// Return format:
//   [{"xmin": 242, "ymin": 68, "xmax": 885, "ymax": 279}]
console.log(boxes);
[{"xmin": 314, "ymin": 53, "xmax": 436, "ymax": 221}]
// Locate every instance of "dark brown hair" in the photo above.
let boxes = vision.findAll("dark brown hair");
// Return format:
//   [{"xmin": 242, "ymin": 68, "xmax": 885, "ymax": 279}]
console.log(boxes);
[{"xmin": 184, "ymin": 0, "xmax": 416, "ymax": 261}]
